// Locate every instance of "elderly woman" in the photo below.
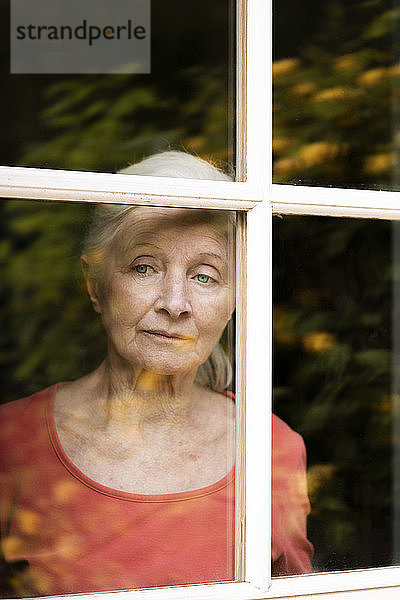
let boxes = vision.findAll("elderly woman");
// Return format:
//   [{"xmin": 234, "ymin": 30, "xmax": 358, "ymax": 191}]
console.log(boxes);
[{"xmin": 0, "ymin": 152, "xmax": 312, "ymax": 597}]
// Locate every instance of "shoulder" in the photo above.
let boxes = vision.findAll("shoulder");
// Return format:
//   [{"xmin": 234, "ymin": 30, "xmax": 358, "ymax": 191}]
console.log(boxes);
[
  {"xmin": 272, "ymin": 413, "xmax": 304, "ymax": 445},
  {"xmin": 0, "ymin": 384, "xmax": 57, "ymax": 419},
  {"xmin": 193, "ymin": 388, "xmax": 235, "ymax": 460},
  {"xmin": 0, "ymin": 385, "xmax": 65, "ymax": 500},
  {"xmin": 0, "ymin": 387, "xmax": 46, "ymax": 423},
  {"xmin": 203, "ymin": 388, "xmax": 235, "ymax": 431},
  {"xmin": 0, "ymin": 384, "xmax": 61, "ymax": 451},
  {"xmin": 272, "ymin": 413, "xmax": 306, "ymax": 470},
  {"xmin": 198, "ymin": 387, "xmax": 235, "ymax": 416}
]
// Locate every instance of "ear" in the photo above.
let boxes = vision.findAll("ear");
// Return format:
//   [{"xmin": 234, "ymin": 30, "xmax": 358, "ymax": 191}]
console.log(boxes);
[{"xmin": 81, "ymin": 255, "xmax": 102, "ymax": 314}]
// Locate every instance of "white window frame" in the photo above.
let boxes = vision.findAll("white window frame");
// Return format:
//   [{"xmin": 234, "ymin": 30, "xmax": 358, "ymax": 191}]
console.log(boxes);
[{"xmin": 2, "ymin": 0, "xmax": 400, "ymax": 599}]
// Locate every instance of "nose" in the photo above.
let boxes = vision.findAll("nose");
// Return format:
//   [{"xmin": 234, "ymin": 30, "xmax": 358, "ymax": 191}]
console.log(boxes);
[{"xmin": 154, "ymin": 273, "xmax": 192, "ymax": 318}]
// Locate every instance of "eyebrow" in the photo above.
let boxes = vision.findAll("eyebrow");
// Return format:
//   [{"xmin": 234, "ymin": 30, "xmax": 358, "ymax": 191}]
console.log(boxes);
[
  {"xmin": 121, "ymin": 248, "xmax": 226, "ymax": 263},
  {"xmin": 120, "ymin": 241, "xmax": 162, "ymax": 254},
  {"xmin": 195, "ymin": 252, "xmax": 225, "ymax": 264}
]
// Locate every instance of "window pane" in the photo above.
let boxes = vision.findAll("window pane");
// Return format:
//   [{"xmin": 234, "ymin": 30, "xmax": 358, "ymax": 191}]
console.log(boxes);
[
  {"xmin": 0, "ymin": 199, "xmax": 237, "ymax": 596},
  {"xmin": 2, "ymin": 0, "xmax": 235, "ymax": 177},
  {"xmin": 273, "ymin": 215, "xmax": 396, "ymax": 572},
  {"xmin": 273, "ymin": 0, "xmax": 399, "ymax": 191}
]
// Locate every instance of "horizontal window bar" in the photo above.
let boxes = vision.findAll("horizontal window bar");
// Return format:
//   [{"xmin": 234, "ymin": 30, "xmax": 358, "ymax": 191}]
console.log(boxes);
[
  {"xmin": 269, "ymin": 566, "xmax": 400, "ymax": 598},
  {"xmin": 269, "ymin": 584, "xmax": 400, "ymax": 600},
  {"xmin": 33, "ymin": 582, "xmax": 266, "ymax": 600},
  {"xmin": 0, "ymin": 167, "xmax": 263, "ymax": 209},
  {"xmin": 272, "ymin": 184, "xmax": 400, "ymax": 219}
]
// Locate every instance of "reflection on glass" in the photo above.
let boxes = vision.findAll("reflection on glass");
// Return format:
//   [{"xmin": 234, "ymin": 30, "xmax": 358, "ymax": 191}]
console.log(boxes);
[
  {"xmin": 1, "ymin": 0, "xmax": 235, "ymax": 177},
  {"xmin": 273, "ymin": 0, "xmax": 399, "ymax": 190},
  {"xmin": 0, "ymin": 153, "xmax": 236, "ymax": 596},
  {"xmin": 273, "ymin": 215, "xmax": 396, "ymax": 572}
]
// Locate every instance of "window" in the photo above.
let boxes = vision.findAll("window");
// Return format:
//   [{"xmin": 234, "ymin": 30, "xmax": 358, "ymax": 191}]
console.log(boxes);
[
  {"xmin": 271, "ymin": 0, "xmax": 400, "ymax": 595},
  {"xmin": 4, "ymin": 1, "xmax": 235, "ymax": 173},
  {"xmin": 274, "ymin": 216, "xmax": 394, "ymax": 573},
  {"xmin": 0, "ymin": 199, "xmax": 238, "ymax": 596},
  {"xmin": 1, "ymin": 1, "xmax": 270, "ymax": 598},
  {"xmin": 269, "ymin": 194, "xmax": 400, "ymax": 600},
  {"xmin": 2, "ymin": 0, "xmax": 400, "ymax": 598}
]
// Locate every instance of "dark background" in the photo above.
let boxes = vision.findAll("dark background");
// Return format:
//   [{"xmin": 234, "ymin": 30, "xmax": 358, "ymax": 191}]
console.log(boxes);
[
  {"xmin": 273, "ymin": 215, "xmax": 395, "ymax": 571},
  {"xmin": 1, "ymin": 0, "xmax": 234, "ymax": 171}
]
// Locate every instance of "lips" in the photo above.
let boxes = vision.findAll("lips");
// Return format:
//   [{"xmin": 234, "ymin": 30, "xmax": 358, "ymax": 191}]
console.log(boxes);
[{"xmin": 142, "ymin": 329, "xmax": 192, "ymax": 341}]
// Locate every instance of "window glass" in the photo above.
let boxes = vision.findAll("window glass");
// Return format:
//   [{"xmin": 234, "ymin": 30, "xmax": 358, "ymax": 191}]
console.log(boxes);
[
  {"xmin": 2, "ymin": 0, "xmax": 235, "ymax": 177},
  {"xmin": 273, "ymin": 215, "xmax": 395, "ymax": 572},
  {"xmin": 273, "ymin": 0, "xmax": 398, "ymax": 191},
  {"xmin": 0, "ymin": 198, "xmax": 237, "ymax": 596}
]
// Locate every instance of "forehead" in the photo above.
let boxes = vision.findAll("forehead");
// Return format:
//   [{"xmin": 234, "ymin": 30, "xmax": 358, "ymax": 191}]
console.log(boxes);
[{"xmin": 115, "ymin": 207, "xmax": 232, "ymax": 248}]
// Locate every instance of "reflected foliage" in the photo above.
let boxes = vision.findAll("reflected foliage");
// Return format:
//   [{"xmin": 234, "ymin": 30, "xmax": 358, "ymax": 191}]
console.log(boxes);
[
  {"xmin": 1, "ymin": 0, "xmax": 233, "ymax": 171},
  {"xmin": 273, "ymin": 216, "xmax": 393, "ymax": 571},
  {"xmin": 0, "ymin": 0, "xmax": 234, "ymax": 396},
  {"xmin": 274, "ymin": 0, "xmax": 400, "ymax": 189},
  {"xmin": 0, "ymin": 200, "xmax": 106, "ymax": 402},
  {"xmin": 19, "ymin": 65, "xmax": 230, "ymax": 172}
]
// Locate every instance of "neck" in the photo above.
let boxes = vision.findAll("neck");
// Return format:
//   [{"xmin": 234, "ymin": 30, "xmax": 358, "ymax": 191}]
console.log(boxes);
[{"xmin": 88, "ymin": 357, "xmax": 201, "ymax": 431}]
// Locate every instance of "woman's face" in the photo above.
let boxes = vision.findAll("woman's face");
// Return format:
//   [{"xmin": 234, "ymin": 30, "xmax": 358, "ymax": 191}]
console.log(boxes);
[{"xmin": 86, "ymin": 207, "xmax": 235, "ymax": 377}]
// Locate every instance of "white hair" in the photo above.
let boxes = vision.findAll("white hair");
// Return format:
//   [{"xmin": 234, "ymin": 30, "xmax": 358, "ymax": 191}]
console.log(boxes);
[
  {"xmin": 83, "ymin": 151, "xmax": 234, "ymax": 392},
  {"xmin": 119, "ymin": 150, "xmax": 232, "ymax": 180}
]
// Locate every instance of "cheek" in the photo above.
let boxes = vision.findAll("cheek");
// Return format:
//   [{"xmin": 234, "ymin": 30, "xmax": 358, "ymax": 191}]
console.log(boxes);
[
  {"xmin": 99, "ymin": 279, "xmax": 151, "ymax": 326},
  {"xmin": 195, "ymin": 294, "xmax": 233, "ymax": 342}
]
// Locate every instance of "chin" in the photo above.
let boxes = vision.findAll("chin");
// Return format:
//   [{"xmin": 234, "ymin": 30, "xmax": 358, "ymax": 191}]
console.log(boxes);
[
  {"xmin": 119, "ymin": 344, "xmax": 206, "ymax": 379},
  {"xmin": 141, "ymin": 363, "xmax": 194, "ymax": 377},
  {"xmin": 134, "ymin": 355, "xmax": 200, "ymax": 378}
]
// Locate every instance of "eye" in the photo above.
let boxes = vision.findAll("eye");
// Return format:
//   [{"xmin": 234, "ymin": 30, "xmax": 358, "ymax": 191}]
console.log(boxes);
[
  {"xmin": 135, "ymin": 264, "xmax": 151, "ymax": 274},
  {"xmin": 194, "ymin": 273, "xmax": 214, "ymax": 284}
]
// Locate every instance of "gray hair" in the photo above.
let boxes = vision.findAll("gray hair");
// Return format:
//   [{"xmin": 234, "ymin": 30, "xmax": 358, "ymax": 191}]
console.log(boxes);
[{"xmin": 83, "ymin": 151, "xmax": 234, "ymax": 392}]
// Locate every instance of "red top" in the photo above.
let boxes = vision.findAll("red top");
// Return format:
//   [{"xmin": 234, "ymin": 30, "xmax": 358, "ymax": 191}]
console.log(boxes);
[{"xmin": 0, "ymin": 384, "xmax": 312, "ymax": 596}]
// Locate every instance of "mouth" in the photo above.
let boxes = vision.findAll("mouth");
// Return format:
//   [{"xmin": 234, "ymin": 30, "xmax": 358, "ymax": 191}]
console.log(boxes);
[{"xmin": 142, "ymin": 330, "xmax": 191, "ymax": 342}]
